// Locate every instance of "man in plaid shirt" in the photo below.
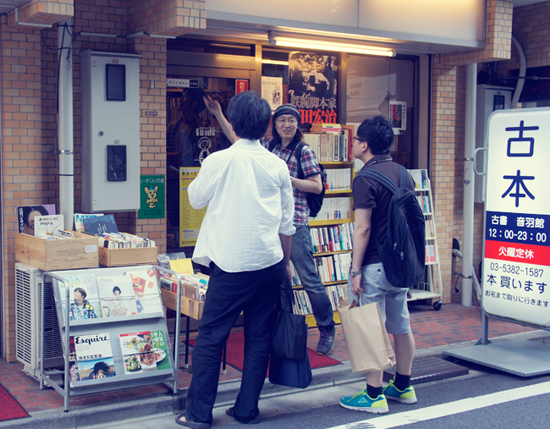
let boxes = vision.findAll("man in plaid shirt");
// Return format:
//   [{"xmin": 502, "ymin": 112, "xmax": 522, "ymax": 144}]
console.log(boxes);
[{"xmin": 204, "ymin": 99, "xmax": 336, "ymax": 356}]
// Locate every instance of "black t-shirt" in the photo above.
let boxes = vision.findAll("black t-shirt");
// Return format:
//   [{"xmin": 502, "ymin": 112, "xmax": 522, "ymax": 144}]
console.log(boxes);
[{"xmin": 352, "ymin": 155, "xmax": 414, "ymax": 266}]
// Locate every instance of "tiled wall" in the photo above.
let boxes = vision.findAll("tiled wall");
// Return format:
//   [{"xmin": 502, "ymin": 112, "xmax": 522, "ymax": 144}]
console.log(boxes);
[{"xmin": 1, "ymin": 0, "xmax": 203, "ymax": 361}]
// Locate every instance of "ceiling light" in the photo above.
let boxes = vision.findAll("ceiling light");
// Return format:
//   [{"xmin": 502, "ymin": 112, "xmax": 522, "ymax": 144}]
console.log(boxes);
[{"xmin": 272, "ymin": 36, "xmax": 395, "ymax": 57}]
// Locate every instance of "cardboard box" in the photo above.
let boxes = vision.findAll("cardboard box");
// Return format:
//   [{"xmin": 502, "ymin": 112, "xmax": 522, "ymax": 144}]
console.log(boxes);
[
  {"xmin": 15, "ymin": 231, "xmax": 99, "ymax": 271},
  {"xmin": 161, "ymin": 289, "xmax": 204, "ymax": 320},
  {"xmin": 98, "ymin": 246, "xmax": 157, "ymax": 267}
]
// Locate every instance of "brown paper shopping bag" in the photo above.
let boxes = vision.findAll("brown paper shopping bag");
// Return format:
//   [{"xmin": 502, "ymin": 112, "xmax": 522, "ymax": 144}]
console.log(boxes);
[{"xmin": 338, "ymin": 298, "xmax": 396, "ymax": 373}]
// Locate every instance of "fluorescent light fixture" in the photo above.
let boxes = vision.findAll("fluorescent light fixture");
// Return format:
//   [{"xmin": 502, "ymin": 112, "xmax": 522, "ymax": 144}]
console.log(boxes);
[
  {"xmin": 80, "ymin": 32, "xmax": 117, "ymax": 39},
  {"xmin": 261, "ymin": 59, "xmax": 289, "ymax": 65},
  {"xmin": 272, "ymin": 37, "xmax": 395, "ymax": 57}
]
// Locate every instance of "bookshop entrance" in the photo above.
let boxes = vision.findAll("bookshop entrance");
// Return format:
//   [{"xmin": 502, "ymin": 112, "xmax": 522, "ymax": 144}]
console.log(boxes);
[{"xmin": 165, "ymin": 68, "xmax": 253, "ymax": 253}]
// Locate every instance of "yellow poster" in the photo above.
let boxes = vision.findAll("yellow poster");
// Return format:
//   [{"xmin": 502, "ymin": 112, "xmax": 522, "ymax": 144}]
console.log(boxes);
[{"xmin": 179, "ymin": 167, "xmax": 207, "ymax": 247}]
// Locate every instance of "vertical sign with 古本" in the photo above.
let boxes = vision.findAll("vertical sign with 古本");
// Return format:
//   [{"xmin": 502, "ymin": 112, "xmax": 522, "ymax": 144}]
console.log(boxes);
[{"xmin": 482, "ymin": 108, "xmax": 550, "ymax": 327}]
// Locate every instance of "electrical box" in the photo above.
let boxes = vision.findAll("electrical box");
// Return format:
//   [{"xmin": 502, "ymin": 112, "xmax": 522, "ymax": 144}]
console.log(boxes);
[
  {"xmin": 81, "ymin": 50, "xmax": 141, "ymax": 212},
  {"xmin": 474, "ymin": 85, "xmax": 513, "ymax": 203}
]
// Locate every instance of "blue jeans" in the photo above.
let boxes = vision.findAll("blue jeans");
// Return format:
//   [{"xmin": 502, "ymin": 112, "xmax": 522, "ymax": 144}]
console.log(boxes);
[{"xmin": 291, "ymin": 224, "xmax": 335, "ymax": 333}]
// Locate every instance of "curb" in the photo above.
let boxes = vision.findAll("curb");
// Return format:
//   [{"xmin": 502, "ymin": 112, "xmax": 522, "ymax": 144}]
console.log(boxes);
[{"xmin": 3, "ymin": 330, "xmax": 549, "ymax": 429}]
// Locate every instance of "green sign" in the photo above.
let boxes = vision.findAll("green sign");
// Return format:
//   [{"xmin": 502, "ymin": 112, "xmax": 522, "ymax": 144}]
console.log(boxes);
[{"xmin": 139, "ymin": 175, "xmax": 165, "ymax": 219}]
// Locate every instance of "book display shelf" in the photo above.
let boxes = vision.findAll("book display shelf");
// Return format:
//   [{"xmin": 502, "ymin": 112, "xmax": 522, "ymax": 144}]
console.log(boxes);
[
  {"xmin": 41, "ymin": 265, "xmax": 183, "ymax": 411},
  {"xmin": 408, "ymin": 169, "xmax": 443, "ymax": 311},
  {"xmin": 292, "ymin": 127, "xmax": 355, "ymax": 327}
]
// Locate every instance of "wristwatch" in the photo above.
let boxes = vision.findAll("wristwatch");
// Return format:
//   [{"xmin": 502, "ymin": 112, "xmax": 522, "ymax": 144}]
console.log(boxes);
[{"xmin": 349, "ymin": 268, "xmax": 361, "ymax": 278}]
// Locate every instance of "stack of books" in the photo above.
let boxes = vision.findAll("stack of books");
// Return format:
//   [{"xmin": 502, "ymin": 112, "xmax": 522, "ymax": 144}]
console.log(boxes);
[{"xmin": 97, "ymin": 232, "xmax": 156, "ymax": 249}]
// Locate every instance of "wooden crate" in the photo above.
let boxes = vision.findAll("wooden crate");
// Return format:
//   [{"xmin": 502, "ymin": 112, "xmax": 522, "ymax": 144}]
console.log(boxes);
[
  {"xmin": 15, "ymin": 231, "xmax": 98, "ymax": 271},
  {"xmin": 161, "ymin": 289, "xmax": 204, "ymax": 320},
  {"xmin": 98, "ymin": 246, "xmax": 157, "ymax": 267}
]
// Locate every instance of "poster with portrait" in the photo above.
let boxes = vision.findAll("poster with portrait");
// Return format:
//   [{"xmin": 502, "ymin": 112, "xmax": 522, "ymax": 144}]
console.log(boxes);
[
  {"xmin": 261, "ymin": 76, "xmax": 283, "ymax": 112},
  {"xmin": 389, "ymin": 101, "xmax": 407, "ymax": 133},
  {"xmin": 288, "ymin": 52, "xmax": 338, "ymax": 124}
]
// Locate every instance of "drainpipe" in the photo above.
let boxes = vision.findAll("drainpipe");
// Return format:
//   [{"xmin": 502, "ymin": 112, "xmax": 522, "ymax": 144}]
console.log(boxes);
[
  {"xmin": 462, "ymin": 63, "xmax": 477, "ymax": 307},
  {"xmin": 58, "ymin": 19, "xmax": 74, "ymax": 229},
  {"xmin": 512, "ymin": 36, "xmax": 526, "ymax": 108}
]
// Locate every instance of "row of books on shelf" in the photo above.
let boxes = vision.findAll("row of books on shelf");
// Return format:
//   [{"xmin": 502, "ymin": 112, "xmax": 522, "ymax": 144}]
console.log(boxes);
[
  {"xmin": 311, "ymin": 223, "xmax": 354, "ymax": 253},
  {"xmin": 289, "ymin": 252, "xmax": 352, "ymax": 286},
  {"xmin": 325, "ymin": 169, "xmax": 351, "ymax": 191},
  {"xmin": 292, "ymin": 284, "xmax": 348, "ymax": 315},
  {"xmin": 56, "ymin": 268, "xmax": 162, "ymax": 323},
  {"xmin": 97, "ymin": 232, "xmax": 156, "ymax": 249},
  {"xmin": 160, "ymin": 272, "xmax": 209, "ymax": 302},
  {"xmin": 425, "ymin": 219, "xmax": 436, "ymax": 239},
  {"xmin": 310, "ymin": 197, "xmax": 351, "ymax": 221},
  {"xmin": 425, "ymin": 244, "xmax": 437, "ymax": 263},
  {"xmin": 416, "ymin": 195, "xmax": 432, "ymax": 215},
  {"xmin": 409, "ymin": 169, "xmax": 429, "ymax": 190},
  {"xmin": 68, "ymin": 329, "xmax": 170, "ymax": 387}
]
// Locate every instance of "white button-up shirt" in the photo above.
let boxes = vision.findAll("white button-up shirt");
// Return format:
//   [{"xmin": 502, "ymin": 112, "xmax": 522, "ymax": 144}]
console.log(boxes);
[{"xmin": 189, "ymin": 139, "xmax": 296, "ymax": 272}]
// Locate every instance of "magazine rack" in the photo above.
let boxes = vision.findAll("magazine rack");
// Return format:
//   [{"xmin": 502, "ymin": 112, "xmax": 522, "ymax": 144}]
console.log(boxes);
[{"xmin": 40, "ymin": 265, "xmax": 183, "ymax": 412}]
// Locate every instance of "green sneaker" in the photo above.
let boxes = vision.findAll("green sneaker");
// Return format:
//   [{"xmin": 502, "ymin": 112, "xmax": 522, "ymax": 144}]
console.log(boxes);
[
  {"xmin": 339, "ymin": 389, "xmax": 389, "ymax": 413},
  {"xmin": 383, "ymin": 378, "xmax": 417, "ymax": 404}
]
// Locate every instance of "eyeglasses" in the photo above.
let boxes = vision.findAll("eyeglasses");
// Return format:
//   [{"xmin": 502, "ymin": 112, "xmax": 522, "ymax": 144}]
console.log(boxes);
[
  {"xmin": 276, "ymin": 118, "xmax": 298, "ymax": 125},
  {"xmin": 353, "ymin": 136, "xmax": 366, "ymax": 143}
]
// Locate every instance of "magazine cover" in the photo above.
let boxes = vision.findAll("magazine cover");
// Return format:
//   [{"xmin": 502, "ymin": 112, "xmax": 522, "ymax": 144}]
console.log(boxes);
[
  {"xmin": 119, "ymin": 331, "xmax": 157, "ymax": 374},
  {"xmin": 71, "ymin": 333, "xmax": 116, "ymax": 381},
  {"xmin": 57, "ymin": 275, "xmax": 101, "ymax": 322},
  {"xmin": 127, "ymin": 270, "xmax": 162, "ymax": 314},
  {"xmin": 150, "ymin": 330, "xmax": 170, "ymax": 370},
  {"xmin": 17, "ymin": 204, "xmax": 56, "ymax": 235},
  {"xmin": 97, "ymin": 275, "xmax": 137, "ymax": 318}
]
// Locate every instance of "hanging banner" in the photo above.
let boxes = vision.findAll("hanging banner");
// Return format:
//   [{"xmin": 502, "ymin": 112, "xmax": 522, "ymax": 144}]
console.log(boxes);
[
  {"xmin": 139, "ymin": 175, "xmax": 165, "ymax": 219},
  {"xmin": 179, "ymin": 168, "xmax": 207, "ymax": 247},
  {"xmin": 482, "ymin": 107, "xmax": 550, "ymax": 327},
  {"xmin": 288, "ymin": 52, "xmax": 338, "ymax": 124}
]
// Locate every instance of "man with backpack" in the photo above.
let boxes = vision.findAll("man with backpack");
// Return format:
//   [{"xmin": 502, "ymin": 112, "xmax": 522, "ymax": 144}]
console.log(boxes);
[
  {"xmin": 340, "ymin": 116, "xmax": 420, "ymax": 414},
  {"xmin": 203, "ymin": 98, "xmax": 336, "ymax": 355}
]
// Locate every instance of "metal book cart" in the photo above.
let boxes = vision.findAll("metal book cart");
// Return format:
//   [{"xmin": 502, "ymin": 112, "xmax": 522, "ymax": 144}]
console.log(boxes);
[{"xmin": 40, "ymin": 265, "xmax": 183, "ymax": 412}]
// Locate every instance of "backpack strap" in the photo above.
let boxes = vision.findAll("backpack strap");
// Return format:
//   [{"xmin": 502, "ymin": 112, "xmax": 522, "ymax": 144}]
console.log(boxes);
[
  {"xmin": 293, "ymin": 142, "xmax": 306, "ymax": 180},
  {"xmin": 357, "ymin": 164, "xmax": 408, "ymax": 194}
]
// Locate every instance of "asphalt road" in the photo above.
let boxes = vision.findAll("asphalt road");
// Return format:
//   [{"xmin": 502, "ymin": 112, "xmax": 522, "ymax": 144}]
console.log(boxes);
[{"xmin": 82, "ymin": 356, "xmax": 550, "ymax": 429}]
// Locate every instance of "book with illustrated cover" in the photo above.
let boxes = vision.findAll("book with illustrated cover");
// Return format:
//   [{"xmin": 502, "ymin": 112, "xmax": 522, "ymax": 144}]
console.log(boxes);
[
  {"xmin": 150, "ymin": 330, "xmax": 170, "ymax": 370},
  {"xmin": 70, "ymin": 333, "xmax": 116, "ymax": 381},
  {"xmin": 123, "ymin": 269, "xmax": 163, "ymax": 314},
  {"xmin": 57, "ymin": 275, "xmax": 101, "ymax": 322},
  {"xmin": 34, "ymin": 214, "xmax": 64, "ymax": 237},
  {"xmin": 74, "ymin": 213, "xmax": 104, "ymax": 233},
  {"xmin": 17, "ymin": 204, "xmax": 56, "ymax": 235},
  {"xmin": 97, "ymin": 275, "xmax": 137, "ymax": 318},
  {"xmin": 119, "ymin": 331, "xmax": 157, "ymax": 374},
  {"xmin": 82, "ymin": 214, "xmax": 119, "ymax": 235}
]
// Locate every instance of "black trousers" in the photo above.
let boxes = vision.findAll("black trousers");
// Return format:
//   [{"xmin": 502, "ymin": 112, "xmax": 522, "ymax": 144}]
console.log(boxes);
[{"xmin": 185, "ymin": 259, "xmax": 285, "ymax": 424}]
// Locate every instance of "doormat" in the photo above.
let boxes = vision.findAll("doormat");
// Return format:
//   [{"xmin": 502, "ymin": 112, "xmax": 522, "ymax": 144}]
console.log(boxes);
[
  {"xmin": 0, "ymin": 383, "xmax": 29, "ymax": 422},
  {"xmin": 383, "ymin": 355, "xmax": 469, "ymax": 385},
  {"xmin": 188, "ymin": 331, "xmax": 341, "ymax": 371}
]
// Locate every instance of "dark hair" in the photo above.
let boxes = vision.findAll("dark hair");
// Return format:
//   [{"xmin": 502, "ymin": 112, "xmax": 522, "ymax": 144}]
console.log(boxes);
[
  {"xmin": 113, "ymin": 286, "xmax": 121, "ymax": 295},
  {"xmin": 93, "ymin": 361, "xmax": 110, "ymax": 373},
  {"xmin": 357, "ymin": 116, "xmax": 394, "ymax": 155},
  {"xmin": 227, "ymin": 91, "xmax": 271, "ymax": 140},
  {"xmin": 22, "ymin": 205, "xmax": 50, "ymax": 226},
  {"xmin": 74, "ymin": 287, "xmax": 87, "ymax": 299}
]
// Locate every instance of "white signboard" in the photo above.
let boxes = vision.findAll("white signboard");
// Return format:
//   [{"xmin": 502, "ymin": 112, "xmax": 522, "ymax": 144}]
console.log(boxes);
[{"xmin": 482, "ymin": 108, "xmax": 550, "ymax": 327}]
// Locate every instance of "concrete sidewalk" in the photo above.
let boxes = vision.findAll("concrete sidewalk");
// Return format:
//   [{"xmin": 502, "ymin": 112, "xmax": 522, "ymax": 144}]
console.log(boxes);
[{"xmin": 0, "ymin": 303, "xmax": 547, "ymax": 429}]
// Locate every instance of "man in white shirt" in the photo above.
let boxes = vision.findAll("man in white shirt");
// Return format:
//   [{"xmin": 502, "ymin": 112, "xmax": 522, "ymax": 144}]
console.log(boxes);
[{"xmin": 176, "ymin": 91, "xmax": 295, "ymax": 429}]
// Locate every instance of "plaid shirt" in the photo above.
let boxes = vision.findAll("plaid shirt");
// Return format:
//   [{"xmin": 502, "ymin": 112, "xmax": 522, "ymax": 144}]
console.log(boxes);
[{"xmin": 262, "ymin": 137, "xmax": 322, "ymax": 225}]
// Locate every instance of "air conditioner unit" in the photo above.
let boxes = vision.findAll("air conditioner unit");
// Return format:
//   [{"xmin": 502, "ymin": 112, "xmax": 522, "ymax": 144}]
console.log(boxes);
[{"xmin": 15, "ymin": 263, "xmax": 63, "ymax": 379}]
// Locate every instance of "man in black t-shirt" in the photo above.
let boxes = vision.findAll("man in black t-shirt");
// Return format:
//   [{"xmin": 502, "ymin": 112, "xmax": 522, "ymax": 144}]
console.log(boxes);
[{"xmin": 340, "ymin": 116, "xmax": 417, "ymax": 414}]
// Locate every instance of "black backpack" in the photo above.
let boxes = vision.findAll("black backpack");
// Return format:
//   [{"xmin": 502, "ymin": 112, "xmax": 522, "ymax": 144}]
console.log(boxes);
[
  {"xmin": 269, "ymin": 140, "xmax": 327, "ymax": 218},
  {"xmin": 356, "ymin": 165, "xmax": 425, "ymax": 288}
]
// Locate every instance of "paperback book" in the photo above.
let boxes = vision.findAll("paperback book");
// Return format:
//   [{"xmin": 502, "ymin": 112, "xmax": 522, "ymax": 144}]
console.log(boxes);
[
  {"xmin": 69, "ymin": 333, "xmax": 116, "ymax": 382},
  {"xmin": 119, "ymin": 331, "xmax": 158, "ymax": 374},
  {"xmin": 97, "ymin": 275, "xmax": 137, "ymax": 318}
]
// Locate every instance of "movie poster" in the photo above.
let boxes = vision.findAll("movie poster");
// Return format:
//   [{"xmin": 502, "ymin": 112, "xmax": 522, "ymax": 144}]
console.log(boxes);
[{"xmin": 288, "ymin": 53, "xmax": 338, "ymax": 124}]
